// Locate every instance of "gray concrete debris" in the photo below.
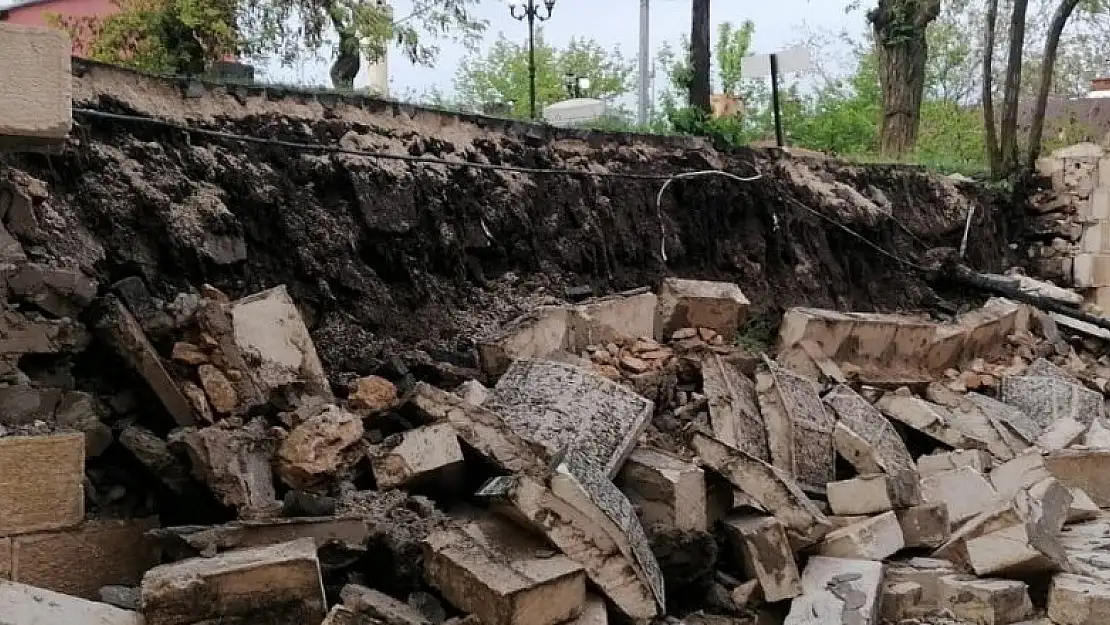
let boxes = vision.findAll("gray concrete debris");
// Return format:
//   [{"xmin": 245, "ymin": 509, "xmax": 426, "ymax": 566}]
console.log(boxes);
[
  {"xmin": 701, "ymin": 353, "xmax": 769, "ymax": 462},
  {"xmin": 757, "ymin": 364, "xmax": 835, "ymax": 492},
  {"xmin": 1000, "ymin": 375, "xmax": 1103, "ymax": 430},
  {"xmin": 175, "ymin": 418, "xmax": 280, "ymax": 518},
  {"xmin": 784, "ymin": 556, "xmax": 883, "ymax": 625}
]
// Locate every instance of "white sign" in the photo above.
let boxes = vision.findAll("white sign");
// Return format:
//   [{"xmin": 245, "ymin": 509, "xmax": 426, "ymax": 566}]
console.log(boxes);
[
  {"xmin": 544, "ymin": 98, "xmax": 607, "ymax": 127},
  {"xmin": 741, "ymin": 45, "xmax": 813, "ymax": 80}
]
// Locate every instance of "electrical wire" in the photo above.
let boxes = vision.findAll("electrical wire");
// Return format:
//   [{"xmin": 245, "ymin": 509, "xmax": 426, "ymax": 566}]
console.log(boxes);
[
  {"xmin": 654, "ymin": 169, "xmax": 765, "ymax": 262},
  {"xmin": 783, "ymin": 196, "xmax": 931, "ymax": 272}
]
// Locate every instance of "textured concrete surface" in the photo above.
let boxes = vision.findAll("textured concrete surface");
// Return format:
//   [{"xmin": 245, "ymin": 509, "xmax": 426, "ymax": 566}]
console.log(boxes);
[{"xmin": 0, "ymin": 23, "xmax": 72, "ymax": 152}]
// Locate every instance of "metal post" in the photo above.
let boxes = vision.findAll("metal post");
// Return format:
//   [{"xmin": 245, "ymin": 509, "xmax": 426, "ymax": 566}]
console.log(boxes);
[
  {"xmin": 637, "ymin": 0, "xmax": 650, "ymax": 126},
  {"xmin": 528, "ymin": 6, "xmax": 537, "ymax": 119},
  {"xmin": 770, "ymin": 53, "xmax": 784, "ymax": 147}
]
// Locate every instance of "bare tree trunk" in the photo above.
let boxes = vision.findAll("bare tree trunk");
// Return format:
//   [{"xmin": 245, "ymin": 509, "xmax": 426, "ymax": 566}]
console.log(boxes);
[
  {"xmin": 690, "ymin": 0, "xmax": 711, "ymax": 112},
  {"xmin": 868, "ymin": 0, "xmax": 941, "ymax": 158},
  {"xmin": 1026, "ymin": 0, "xmax": 1083, "ymax": 174},
  {"xmin": 982, "ymin": 0, "xmax": 1002, "ymax": 178},
  {"xmin": 999, "ymin": 0, "xmax": 1030, "ymax": 176}
]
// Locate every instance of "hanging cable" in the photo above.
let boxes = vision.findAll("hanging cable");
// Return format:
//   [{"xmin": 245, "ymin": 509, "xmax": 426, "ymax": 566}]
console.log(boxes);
[{"xmin": 655, "ymin": 168, "xmax": 765, "ymax": 262}]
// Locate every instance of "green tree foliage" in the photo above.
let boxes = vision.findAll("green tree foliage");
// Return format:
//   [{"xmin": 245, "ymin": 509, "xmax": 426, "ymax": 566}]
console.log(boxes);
[
  {"xmin": 453, "ymin": 31, "xmax": 635, "ymax": 118},
  {"xmin": 715, "ymin": 20, "xmax": 755, "ymax": 96}
]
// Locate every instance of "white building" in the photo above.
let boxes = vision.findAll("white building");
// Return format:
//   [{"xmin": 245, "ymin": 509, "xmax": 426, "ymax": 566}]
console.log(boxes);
[{"xmin": 353, "ymin": 0, "xmax": 390, "ymax": 96}]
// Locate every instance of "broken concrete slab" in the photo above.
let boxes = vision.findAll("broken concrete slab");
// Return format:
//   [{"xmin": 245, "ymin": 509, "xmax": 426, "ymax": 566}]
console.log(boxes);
[
  {"xmin": 934, "ymin": 505, "xmax": 1027, "ymax": 572},
  {"xmin": 655, "ymin": 278, "xmax": 749, "ymax": 341},
  {"xmin": 896, "ymin": 502, "xmax": 951, "ymax": 550},
  {"xmin": 1085, "ymin": 419, "xmax": 1110, "ymax": 448},
  {"xmin": 1045, "ymin": 450, "xmax": 1110, "ymax": 507},
  {"xmin": 148, "ymin": 516, "xmax": 369, "ymax": 559},
  {"xmin": 141, "ymin": 537, "xmax": 326, "ymax": 625},
  {"xmin": 691, "ymin": 432, "xmax": 831, "ymax": 547},
  {"xmin": 721, "ymin": 516, "xmax": 802, "ymax": 602},
  {"xmin": 485, "ymin": 359, "xmax": 653, "ymax": 478},
  {"xmin": 1047, "ymin": 573, "xmax": 1110, "ymax": 625},
  {"xmin": 569, "ymin": 292, "xmax": 657, "ymax": 351},
  {"xmin": 277, "ymin": 404, "xmax": 364, "ymax": 491},
  {"xmin": 784, "ymin": 556, "xmax": 883, "ymax": 625},
  {"xmin": 991, "ymin": 451, "xmax": 1050, "ymax": 503},
  {"xmin": 0, "ymin": 432, "xmax": 84, "ymax": 536},
  {"xmin": 700, "ymin": 353, "xmax": 769, "ymax": 462},
  {"xmin": 1000, "ymin": 375, "xmax": 1103, "ymax": 431},
  {"xmin": 1038, "ymin": 417, "xmax": 1087, "ymax": 451},
  {"xmin": 176, "ymin": 418, "xmax": 279, "ymax": 518},
  {"xmin": 921, "ymin": 467, "xmax": 1001, "ymax": 525},
  {"xmin": 371, "ymin": 423, "xmax": 465, "ymax": 491},
  {"xmin": 340, "ymin": 584, "xmax": 431, "ymax": 625},
  {"xmin": 824, "ymin": 384, "xmax": 920, "ymax": 507},
  {"xmin": 938, "ymin": 576, "xmax": 1032, "ymax": 625},
  {"xmin": 964, "ymin": 393, "xmax": 1041, "ymax": 459},
  {"xmin": 424, "ymin": 513, "xmax": 587, "ymax": 625},
  {"xmin": 615, "ymin": 447, "xmax": 708, "ymax": 532},
  {"xmin": 476, "ymin": 306, "xmax": 569, "ymax": 378},
  {"xmin": 826, "ymin": 474, "xmax": 898, "ymax": 516},
  {"xmin": 818, "ymin": 511, "xmax": 905, "ymax": 561},
  {"xmin": 877, "ymin": 391, "xmax": 1003, "ymax": 458},
  {"xmin": 917, "ymin": 449, "xmax": 993, "ymax": 476},
  {"xmin": 5, "ymin": 263, "xmax": 97, "ymax": 318},
  {"xmin": 756, "ymin": 365, "xmax": 835, "ymax": 492},
  {"xmin": 0, "ymin": 580, "xmax": 143, "ymax": 625}
]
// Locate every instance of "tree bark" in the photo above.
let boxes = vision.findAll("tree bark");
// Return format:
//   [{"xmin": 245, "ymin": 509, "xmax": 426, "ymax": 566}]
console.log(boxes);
[
  {"xmin": 868, "ymin": 0, "xmax": 941, "ymax": 158},
  {"xmin": 690, "ymin": 0, "xmax": 711, "ymax": 112},
  {"xmin": 982, "ymin": 0, "xmax": 1002, "ymax": 177},
  {"xmin": 1026, "ymin": 0, "xmax": 1083, "ymax": 174},
  {"xmin": 999, "ymin": 0, "xmax": 1030, "ymax": 176}
]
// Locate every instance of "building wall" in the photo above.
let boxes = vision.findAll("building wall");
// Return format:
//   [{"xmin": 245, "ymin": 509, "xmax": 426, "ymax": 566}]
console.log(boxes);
[{"xmin": 1, "ymin": 0, "xmax": 120, "ymax": 55}]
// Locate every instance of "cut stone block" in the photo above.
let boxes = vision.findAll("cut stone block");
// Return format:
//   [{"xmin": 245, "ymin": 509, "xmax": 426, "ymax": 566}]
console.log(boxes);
[
  {"xmin": 917, "ymin": 449, "xmax": 993, "ymax": 476},
  {"xmin": 1038, "ymin": 417, "xmax": 1087, "ymax": 451},
  {"xmin": 885, "ymin": 558, "xmax": 957, "ymax": 618},
  {"xmin": 141, "ymin": 538, "xmax": 326, "ymax": 625},
  {"xmin": 721, "ymin": 516, "xmax": 802, "ymax": 602},
  {"xmin": 824, "ymin": 385, "xmax": 920, "ymax": 507},
  {"xmin": 371, "ymin": 423, "xmax": 465, "ymax": 490},
  {"xmin": 921, "ymin": 467, "xmax": 1000, "ymax": 525},
  {"xmin": 882, "ymin": 581, "xmax": 924, "ymax": 623},
  {"xmin": 0, "ymin": 433, "xmax": 84, "ymax": 536},
  {"xmin": 1048, "ymin": 573, "xmax": 1110, "ymax": 625},
  {"xmin": 615, "ymin": 447, "xmax": 708, "ymax": 532},
  {"xmin": 784, "ymin": 556, "xmax": 883, "ymax": 625},
  {"xmin": 1074, "ymin": 253, "xmax": 1110, "ymax": 288},
  {"xmin": 340, "ymin": 584, "xmax": 432, "ymax": 625},
  {"xmin": 0, "ymin": 23, "xmax": 72, "ymax": 152},
  {"xmin": 701, "ymin": 354, "xmax": 769, "ymax": 461},
  {"xmin": 757, "ymin": 365, "xmax": 835, "ymax": 492},
  {"xmin": 569, "ymin": 292, "xmax": 657, "ymax": 351},
  {"xmin": 10, "ymin": 518, "xmax": 159, "ymax": 600},
  {"xmin": 1000, "ymin": 375, "xmax": 1103, "ymax": 431},
  {"xmin": 896, "ymin": 503, "xmax": 951, "ymax": 549},
  {"xmin": 485, "ymin": 359, "xmax": 654, "ymax": 478},
  {"xmin": 827, "ymin": 474, "xmax": 898, "ymax": 516},
  {"xmin": 148, "ymin": 516, "xmax": 370, "ymax": 559},
  {"xmin": 818, "ymin": 511, "xmax": 905, "ymax": 561},
  {"xmin": 938, "ymin": 576, "xmax": 1032, "ymax": 625},
  {"xmin": 408, "ymin": 382, "xmax": 545, "ymax": 476},
  {"xmin": 1045, "ymin": 450, "xmax": 1110, "ymax": 507},
  {"xmin": 655, "ymin": 278, "xmax": 749, "ymax": 340},
  {"xmin": 178, "ymin": 418, "xmax": 279, "ymax": 518},
  {"xmin": 0, "ymin": 580, "xmax": 143, "ymax": 625},
  {"xmin": 691, "ymin": 432, "xmax": 831, "ymax": 547},
  {"xmin": 991, "ymin": 451, "xmax": 1050, "ymax": 503},
  {"xmin": 877, "ymin": 393, "xmax": 1003, "ymax": 458},
  {"xmin": 964, "ymin": 393, "xmax": 1041, "ymax": 458},
  {"xmin": 934, "ymin": 505, "xmax": 1026, "ymax": 572},
  {"xmin": 1068, "ymin": 488, "xmax": 1100, "ymax": 524},
  {"xmin": 477, "ymin": 306, "xmax": 569, "ymax": 377}
]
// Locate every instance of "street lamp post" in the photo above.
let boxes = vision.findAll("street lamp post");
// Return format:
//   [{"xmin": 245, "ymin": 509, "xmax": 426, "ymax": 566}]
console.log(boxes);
[
  {"xmin": 563, "ymin": 73, "xmax": 591, "ymax": 99},
  {"xmin": 506, "ymin": 0, "xmax": 556, "ymax": 119}
]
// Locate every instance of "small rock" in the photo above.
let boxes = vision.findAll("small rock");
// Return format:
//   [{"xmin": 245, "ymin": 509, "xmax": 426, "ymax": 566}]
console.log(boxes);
[
  {"xmin": 171, "ymin": 342, "xmax": 208, "ymax": 365},
  {"xmin": 181, "ymin": 381, "xmax": 214, "ymax": 422},
  {"xmin": 347, "ymin": 376, "xmax": 398, "ymax": 412},
  {"xmin": 620, "ymin": 355, "xmax": 650, "ymax": 373},
  {"xmin": 672, "ymin": 328, "xmax": 698, "ymax": 340},
  {"xmin": 698, "ymin": 328, "xmax": 719, "ymax": 342},
  {"xmin": 197, "ymin": 364, "xmax": 238, "ymax": 414}
]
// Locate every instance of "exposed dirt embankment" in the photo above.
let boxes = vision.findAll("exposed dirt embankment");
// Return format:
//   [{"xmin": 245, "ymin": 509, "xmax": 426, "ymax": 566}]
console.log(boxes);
[{"xmin": 1, "ymin": 60, "xmax": 1019, "ymax": 385}]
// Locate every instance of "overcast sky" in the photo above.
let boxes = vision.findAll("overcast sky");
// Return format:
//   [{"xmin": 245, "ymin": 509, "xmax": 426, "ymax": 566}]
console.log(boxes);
[{"xmin": 260, "ymin": 0, "xmax": 866, "ymax": 98}]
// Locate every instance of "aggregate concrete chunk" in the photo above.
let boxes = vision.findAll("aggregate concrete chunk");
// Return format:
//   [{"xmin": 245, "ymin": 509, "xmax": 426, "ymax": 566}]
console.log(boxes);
[
  {"xmin": 784, "ymin": 556, "xmax": 883, "ymax": 625},
  {"xmin": 371, "ymin": 423, "xmax": 465, "ymax": 490},
  {"xmin": 655, "ymin": 278, "xmax": 749, "ymax": 340},
  {"xmin": 756, "ymin": 365, "xmax": 835, "ymax": 491},
  {"xmin": 824, "ymin": 385, "xmax": 920, "ymax": 507},
  {"xmin": 476, "ymin": 306, "xmax": 568, "ymax": 377},
  {"xmin": 231, "ymin": 285, "xmax": 332, "ymax": 400},
  {"xmin": 615, "ymin": 447, "xmax": 708, "ymax": 532},
  {"xmin": 178, "ymin": 418, "xmax": 279, "ymax": 517},
  {"xmin": 485, "ymin": 359, "xmax": 653, "ymax": 478},
  {"xmin": 827, "ymin": 474, "xmax": 898, "ymax": 516},
  {"xmin": 0, "ymin": 23, "xmax": 72, "ymax": 150},
  {"xmin": 921, "ymin": 467, "xmax": 1000, "ymax": 525},
  {"xmin": 701, "ymin": 354, "xmax": 769, "ymax": 461},
  {"xmin": 148, "ymin": 516, "xmax": 370, "ymax": 559},
  {"xmin": 1044, "ymin": 450, "xmax": 1110, "ymax": 506},
  {"xmin": 917, "ymin": 449, "xmax": 993, "ymax": 476},
  {"xmin": 818, "ymin": 511, "xmax": 905, "ymax": 561},
  {"xmin": 938, "ymin": 576, "xmax": 1032, "ymax": 625},
  {"xmin": 0, "ymin": 432, "xmax": 84, "ymax": 536},
  {"xmin": 278, "ymin": 405, "xmax": 364, "ymax": 490},
  {"xmin": 0, "ymin": 580, "xmax": 143, "ymax": 625},
  {"xmin": 991, "ymin": 451, "xmax": 1050, "ymax": 503},
  {"xmin": 691, "ymin": 432, "xmax": 831, "ymax": 547},
  {"xmin": 340, "ymin": 584, "xmax": 430, "ymax": 625},
  {"xmin": 722, "ymin": 515, "xmax": 802, "ymax": 602},
  {"xmin": 1038, "ymin": 417, "xmax": 1087, "ymax": 451},
  {"xmin": 141, "ymin": 538, "xmax": 326, "ymax": 625},
  {"xmin": 896, "ymin": 503, "xmax": 950, "ymax": 549},
  {"xmin": 1000, "ymin": 375, "xmax": 1103, "ymax": 431},
  {"xmin": 424, "ymin": 512, "xmax": 586, "ymax": 625},
  {"xmin": 408, "ymin": 382, "xmax": 544, "ymax": 476},
  {"xmin": 1048, "ymin": 573, "xmax": 1110, "ymax": 624}
]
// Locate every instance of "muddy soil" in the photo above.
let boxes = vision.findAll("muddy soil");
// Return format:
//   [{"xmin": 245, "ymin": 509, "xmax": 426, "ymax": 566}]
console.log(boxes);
[{"xmin": 1, "ymin": 60, "xmax": 1019, "ymax": 389}]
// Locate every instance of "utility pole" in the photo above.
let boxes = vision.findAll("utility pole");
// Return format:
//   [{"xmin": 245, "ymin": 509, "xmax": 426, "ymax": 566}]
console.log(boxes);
[
  {"xmin": 638, "ymin": 0, "xmax": 650, "ymax": 126},
  {"xmin": 690, "ymin": 0, "xmax": 711, "ymax": 112}
]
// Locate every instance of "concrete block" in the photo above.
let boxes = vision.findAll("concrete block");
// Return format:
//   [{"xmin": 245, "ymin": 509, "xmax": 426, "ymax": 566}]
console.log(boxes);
[
  {"xmin": 818, "ymin": 511, "xmax": 905, "ymax": 561},
  {"xmin": 10, "ymin": 518, "xmax": 159, "ymax": 600},
  {"xmin": 827, "ymin": 474, "xmax": 897, "ymax": 516},
  {"xmin": 784, "ymin": 556, "xmax": 883, "ymax": 625},
  {"xmin": 1000, "ymin": 375, "xmax": 1103, "ymax": 431},
  {"xmin": 477, "ymin": 306, "xmax": 568, "ymax": 377},
  {"xmin": 141, "ymin": 538, "xmax": 326, "ymax": 625},
  {"xmin": 934, "ymin": 505, "xmax": 1026, "ymax": 571},
  {"xmin": 938, "ymin": 576, "xmax": 1032, "ymax": 625},
  {"xmin": 0, "ymin": 23, "xmax": 72, "ymax": 152},
  {"xmin": 178, "ymin": 418, "xmax": 279, "ymax": 517},
  {"xmin": 0, "ymin": 580, "xmax": 143, "ymax": 625},
  {"xmin": 486, "ymin": 359, "xmax": 653, "ymax": 478},
  {"xmin": 896, "ymin": 502, "xmax": 951, "ymax": 549},
  {"xmin": 882, "ymin": 581, "xmax": 924, "ymax": 623},
  {"xmin": 701, "ymin": 354, "xmax": 769, "ymax": 461},
  {"xmin": 922, "ymin": 467, "xmax": 1000, "ymax": 525},
  {"xmin": 616, "ymin": 447, "xmax": 708, "ymax": 532},
  {"xmin": 655, "ymin": 278, "xmax": 749, "ymax": 340},
  {"xmin": 966, "ymin": 524, "xmax": 1061, "ymax": 578},
  {"xmin": 0, "ymin": 433, "xmax": 84, "ymax": 537},
  {"xmin": 408, "ymin": 382, "xmax": 544, "ymax": 476},
  {"xmin": 1045, "ymin": 450, "xmax": 1110, "ymax": 506},
  {"xmin": 885, "ymin": 558, "xmax": 957, "ymax": 618},
  {"xmin": 1038, "ymin": 417, "xmax": 1087, "ymax": 451},
  {"xmin": 965, "ymin": 393, "xmax": 1042, "ymax": 458},
  {"xmin": 877, "ymin": 392, "xmax": 1006, "ymax": 459},
  {"xmin": 721, "ymin": 516, "xmax": 802, "ymax": 602},
  {"xmin": 991, "ymin": 451, "xmax": 1050, "ymax": 503},
  {"xmin": 340, "ymin": 584, "xmax": 432, "ymax": 625},
  {"xmin": 824, "ymin": 385, "xmax": 920, "ymax": 507},
  {"xmin": 756, "ymin": 365, "xmax": 835, "ymax": 492},
  {"xmin": 568, "ymin": 594, "xmax": 608, "ymax": 625},
  {"xmin": 371, "ymin": 423, "xmax": 465, "ymax": 490},
  {"xmin": 569, "ymin": 292, "xmax": 657, "ymax": 351},
  {"xmin": 1068, "ymin": 488, "xmax": 1100, "ymax": 524},
  {"xmin": 691, "ymin": 432, "xmax": 831, "ymax": 547},
  {"xmin": 1048, "ymin": 573, "xmax": 1110, "ymax": 625},
  {"xmin": 917, "ymin": 449, "xmax": 993, "ymax": 476},
  {"xmin": 1074, "ymin": 254, "xmax": 1110, "ymax": 287}
]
